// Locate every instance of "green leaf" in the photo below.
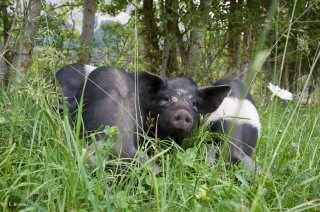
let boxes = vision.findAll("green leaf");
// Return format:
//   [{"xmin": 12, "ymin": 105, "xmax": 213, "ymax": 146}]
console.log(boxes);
[
  {"xmin": 177, "ymin": 147, "xmax": 198, "ymax": 168},
  {"xmin": 111, "ymin": 191, "xmax": 128, "ymax": 209},
  {"xmin": 0, "ymin": 115, "xmax": 8, "ymax": 124}
]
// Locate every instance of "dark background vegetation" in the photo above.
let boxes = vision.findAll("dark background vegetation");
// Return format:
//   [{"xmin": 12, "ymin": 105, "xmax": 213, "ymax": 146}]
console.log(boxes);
[{"xmin": 0, "ymin": 0, "xmax": 319, "ymax": 97}]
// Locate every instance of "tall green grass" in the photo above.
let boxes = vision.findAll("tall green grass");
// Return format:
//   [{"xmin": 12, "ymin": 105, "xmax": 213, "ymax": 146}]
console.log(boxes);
[
  {"xmin": 0, "ymin": 70, "xmax": 319, "ymax": 211},
  {"xmin": 1, "ymin": 0, "xmax": 319, "ymax": 210}
]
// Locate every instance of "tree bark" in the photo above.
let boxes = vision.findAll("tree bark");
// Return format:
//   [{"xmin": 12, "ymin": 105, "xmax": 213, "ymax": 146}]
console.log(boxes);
[
  {"xmin": 297, "ymin": 56, "xmax": 302, "ymax": 93},
  {"xmin": 11, "ymin": 0, "xmax": 42, "ymax": 83},
  {"xmin": 160, "ymin": 39, "xmax": 169, "ymax": 77},
  {"xmin": 160, "ymin": 0, "xmax": 179, "ymax": 76},
  {"xmin": 0, "ymin": 43, "xmax": 8, "ymax": 87},
  {"xmin": 284, "ymin": 63, "xmax": 289, "ymax": 89},
  {"xmin": 240, "ymin": 24, "xmax": 251, "ymax": 80},
  {"xmin": 77, "ymin": 0, "xmax": 97, "ymax": 64},
  {"xmin": 226, "ymin": 0, "xmax": 241, "ymax": 79},
  {"xmin": 176, "ymin": 28, "xmax": 188, "ymax": 72},
  {"xmin": 188, "ymin": 0, "xmax": 213, "ymax": 77},
  {"xmin": 142, "ymin": 0, "xmax": 160, "ymax": 74},
  {"xmin": 1, "ymin": 0, "xmax": 10, "ymax": 44},
  {"xmin": 0, "ymin": 0, "xmax": 9, "ymax": 86}
]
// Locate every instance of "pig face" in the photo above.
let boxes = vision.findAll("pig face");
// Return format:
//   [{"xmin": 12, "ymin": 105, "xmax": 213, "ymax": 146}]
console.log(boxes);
[{"xmin": 138, "ymin": 72, "xmax": 231, "ymax": 146}]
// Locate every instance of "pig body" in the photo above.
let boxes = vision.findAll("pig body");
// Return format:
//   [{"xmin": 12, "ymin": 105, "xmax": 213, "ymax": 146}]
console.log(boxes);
[
  {"xmin": 82, "ymin": 67, "xmax": 142, "ymax": 165},
  {"xmin": 56, "ymin": 64, "xmax": 231, "ymax": 171},
  {"xmin": 205, "ymin": 80, "xmax": 261, "ymax": 171},
  {"xmin": 56, "ymin": 63, "xmax": 96, "ymax": 114}
]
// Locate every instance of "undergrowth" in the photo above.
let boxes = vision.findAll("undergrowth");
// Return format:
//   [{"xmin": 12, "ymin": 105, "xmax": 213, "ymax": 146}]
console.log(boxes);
[{"xmin": 0, "ymin": 70, "xmax": 319, "ymax": 211}]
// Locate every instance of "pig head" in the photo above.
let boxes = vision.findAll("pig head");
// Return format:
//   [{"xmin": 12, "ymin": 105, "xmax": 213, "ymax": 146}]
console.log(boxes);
[{"xmin": 138, "ymin": 72, "xmax": 231, "ymax": 146}]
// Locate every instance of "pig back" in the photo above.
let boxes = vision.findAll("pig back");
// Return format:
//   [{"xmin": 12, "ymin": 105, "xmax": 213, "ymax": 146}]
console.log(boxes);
[{"xmin": 81, "ymin": 67, "xmax": 141, "ymax": 150}]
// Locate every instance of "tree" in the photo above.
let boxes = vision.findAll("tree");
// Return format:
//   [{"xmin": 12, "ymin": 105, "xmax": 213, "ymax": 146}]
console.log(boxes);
[
  {"xmin": 142, "ymin": 0, "xmax": 214, "ymax": 77},
  {"xmin": 0, "ymin": 0, "xmax": 10, "ymax": 86},
  {"xmin": 77, "ymin": 0, "xmax": 97, "ymax": 64},
  {"xmin": 0, "ymin": 43, "xmax": 8, "ymax": 87},
  {"xmin": 161, "ymin": 0, "xmax": 179, "ymax": 76},
  {"xmin": 226, "ymin": 0, "xmax": 241, "ymax": 79},
  {"xmin": 1, "ymin": 0, "xmax": 317, "ymax": 92},
  {"xmin": 188, "ymin": 0, "xmax": 213, "ymax": 77},
  {"xmin": 11, "ymin": 0, "xmax": 42, "ymax": 83},
  {"xmin": 142, "ymin": 0, "xmax": 160, "ymax": 74}
]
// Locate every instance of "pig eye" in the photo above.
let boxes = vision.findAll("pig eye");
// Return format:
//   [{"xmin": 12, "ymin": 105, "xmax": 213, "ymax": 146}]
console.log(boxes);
[
  {"xmin": 159, "ymin": 96, "xmax": 170, "ymax": 107},
  {"xmin": 163, "ymin": 97, "xmax": 169, "ymax": 102},
  {"xmin": 192, "ymin": 100, "xmax": 197, "ymax": 108}
]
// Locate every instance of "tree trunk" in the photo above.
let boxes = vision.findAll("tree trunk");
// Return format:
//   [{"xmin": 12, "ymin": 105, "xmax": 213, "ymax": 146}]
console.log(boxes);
[
  {"xmin": 0, "ymin": 43, "xmax": 8, "ymax": 87},
  {"xmin": 188, "ymin": 0, "xmax": 213, "ymax": 77},
  {"xmin": 226, "ymin": 0, "xmax": 241, "ymax": 79},
  {"xmin": 284, "ymin": 63, "xmax": 289, "ymax": 89},
  {"xmin": 1, "ymin": 0, "xmax": 10, "ymax": 44},
  {"xmin": 11, "ymin": 0, "xmax": 42, "ymax": 83},
  {"xmin": 240, "ymin": 0, "xmax": 260, "ymax": 80},
  {"xmin": 0, "ymin": 0, "xmax": 9, "ymax": 86},
  {"xmin": 241, "ymin": 21, "xmax": 252, "ymax": 80},
  {"xmin": 176, "ymin": 28, "xmax": 188, "ymax": 72},
  {"xmin": 142, "ymin": 0, "xmax": 160, "ymax": 74},
  {"xmin": 240, "ymin": 26, "xmax": 251, "ymax": 80},
  {"xmin": 297, "ymin": 56, "xmax": 302, "ymax": 93},
  {"xmin": 77, "ymin": 0, "xmax": 97, "ymax": 64},
  {"xmin": 161, "ymin": 0, "xmax": 179, "ymax": 76},
  {"xmin": 160, "ymin": 40, "xmax": 169, "ymax": 77}
]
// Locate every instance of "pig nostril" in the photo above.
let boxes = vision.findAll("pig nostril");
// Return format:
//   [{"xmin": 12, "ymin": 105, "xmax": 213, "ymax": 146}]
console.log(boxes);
[
  {"xmin": 185, "ymin": 117, "xmax": 191, "ymax": 123},
  {"xmin": 174, "ymin": 115, "xmax": 181, "ymax": 121}
]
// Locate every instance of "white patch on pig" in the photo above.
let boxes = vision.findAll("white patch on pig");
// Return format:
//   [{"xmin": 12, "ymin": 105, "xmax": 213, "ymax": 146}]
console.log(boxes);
[
  {"xmin": 171, "ymin": 96, "xmax": 178, "ymax": 103},
  {"xmin": 205, "ymin": 97, "xmax": 261, "ymax": 137},
  {"xmin": 176, "ymin": 89, "xmax": 188, "ymax": 95},
  {"xmin": 83, "ymin": 64, "xmax": 97, "ymax": 76}
]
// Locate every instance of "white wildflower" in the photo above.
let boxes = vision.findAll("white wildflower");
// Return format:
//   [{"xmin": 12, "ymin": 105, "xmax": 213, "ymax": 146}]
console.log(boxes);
[{"xmin": 267, "ymin": 82, "xmax": 293, "ymax": 101}]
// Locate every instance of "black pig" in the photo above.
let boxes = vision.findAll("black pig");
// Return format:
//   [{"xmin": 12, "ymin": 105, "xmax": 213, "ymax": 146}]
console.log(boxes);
[
  {"xmin": 138, "ymin": 72, "xmax": 231, "ymax": 146},
  {"xmin": 56, "ymin": 64, "xmax": 231, "ymax": 171},
  {"xmin": 56, "ymin": 63, "xmax": 96, "ymax": 114}
]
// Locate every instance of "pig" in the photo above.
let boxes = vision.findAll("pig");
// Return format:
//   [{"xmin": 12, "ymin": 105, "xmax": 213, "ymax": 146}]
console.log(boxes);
[
  {"xmin": 204, "ymin": 79, "xmax": 261, "ymax": 172},
  {"xmin": 138, "ymin": 72, "xmax": 231, "ymax": 146},
  {"xmin": 56, "ymin": 64, "xmax": 231, "ymax": 171},
  {"xmin": 56, "ymin": 63, "xmax": 96, "ymax": 114}
]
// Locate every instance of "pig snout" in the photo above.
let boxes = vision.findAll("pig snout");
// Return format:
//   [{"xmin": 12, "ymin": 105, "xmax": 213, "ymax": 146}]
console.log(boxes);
[{"xmin": 171, "ymin": 110, "xmax": 193, "ymax": 130}]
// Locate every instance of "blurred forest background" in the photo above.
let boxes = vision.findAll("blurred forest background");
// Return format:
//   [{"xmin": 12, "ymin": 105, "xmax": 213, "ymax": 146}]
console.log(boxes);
[{"xmin": 0, "ymin": 0, "xmax": 319, "ymax": 100}]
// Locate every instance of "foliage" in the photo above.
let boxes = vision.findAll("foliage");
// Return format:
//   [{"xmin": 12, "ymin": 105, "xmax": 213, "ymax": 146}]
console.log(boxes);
[
  {"xmin": 97, "ymin": 0, "xmax": 128, "ymax": 16},
  {"xmin": 2, "ymin": 0, "xmax": 319, "ymax": 89},
  {"xmin": 93, "ymin": 20, "xmax": 137, "ymax": 70}
]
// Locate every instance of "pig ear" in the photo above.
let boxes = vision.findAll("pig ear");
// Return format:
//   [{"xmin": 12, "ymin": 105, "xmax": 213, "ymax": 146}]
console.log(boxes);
[
  {"xmin": 197, "ymin": 85, "xmax": 231, "ymax": 114},
  {"xmin": 138, "ymin": 71, "xmax": 165, "ymax": 99}
]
